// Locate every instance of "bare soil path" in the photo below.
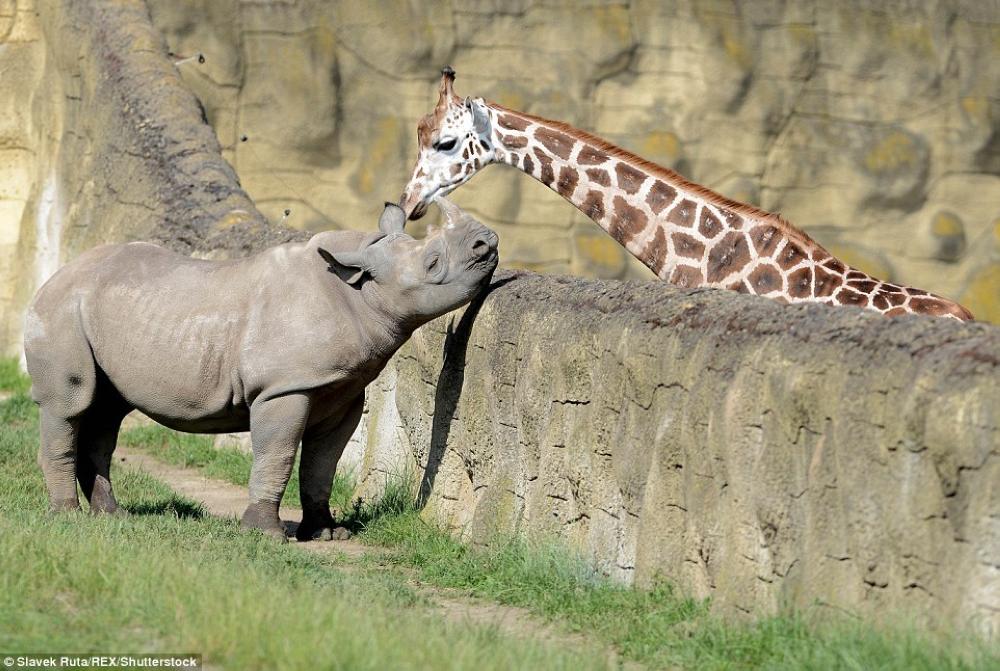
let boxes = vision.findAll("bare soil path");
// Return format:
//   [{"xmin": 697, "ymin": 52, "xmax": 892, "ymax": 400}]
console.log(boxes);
[{"xmin": 115, "ymin": 445, "xmax": 640, "ymax": 670}]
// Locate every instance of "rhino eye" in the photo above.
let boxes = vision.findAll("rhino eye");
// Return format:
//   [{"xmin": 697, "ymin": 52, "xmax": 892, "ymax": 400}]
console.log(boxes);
[
  {"xmin": 425, "ymin": 254, "xmax": 440, "ymax": 272},
  {"xmin": 433, "ymin": 137, "xmax": 457, "ymax": 153}
]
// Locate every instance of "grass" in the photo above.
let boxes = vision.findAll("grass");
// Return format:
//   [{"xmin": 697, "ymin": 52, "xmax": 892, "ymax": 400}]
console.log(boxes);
[
  {"xmin": 0, "ymin": 373, "xmax": 604, "ymax": 670},
  {"xmin": 5, "ymin": 361, "xmax": 997, "ymax": 669},
  {"xmin": 359, "ymin": 508, "xmax": 997, "ymax": 670}
]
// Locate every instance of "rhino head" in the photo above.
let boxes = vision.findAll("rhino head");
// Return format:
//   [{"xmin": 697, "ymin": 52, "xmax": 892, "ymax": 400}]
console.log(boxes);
[{"xmin": 319, "ymin": 198, "xmax": 499, "ymax": 328}]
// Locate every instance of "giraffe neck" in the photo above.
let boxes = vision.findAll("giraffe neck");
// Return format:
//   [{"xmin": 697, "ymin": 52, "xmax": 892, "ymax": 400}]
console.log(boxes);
[{"xmin": 484, "ymin": 103, "xmax": 972, "ymax": 320}]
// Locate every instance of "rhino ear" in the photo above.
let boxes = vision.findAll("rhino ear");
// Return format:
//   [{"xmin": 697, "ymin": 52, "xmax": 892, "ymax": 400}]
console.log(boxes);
[
  {"xmin": 318, "ymin": 248, "xmax": 367, "ymax": 285},
  {"xmin": 379, "ymin": 202, "xmax": 406, "ymax": 234}
]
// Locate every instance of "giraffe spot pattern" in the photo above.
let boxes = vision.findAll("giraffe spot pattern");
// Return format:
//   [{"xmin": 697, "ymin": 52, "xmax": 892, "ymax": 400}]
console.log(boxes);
[
  {"xmin": 672, "ymin": 232, "xmax": 705, "ymax": 259},
  {"xmin": 813, "ymin": 266, "xmax": 840, "ymax": 297},
  {"xmin": 872, "ymin": 293, "xmax": 890, "ymax": 310},
  {"xmin": 577, "ymin": 145, "xmax": 609, "ymax": 165},
  {"xmin": 749, "ymin": 225, "xmax": 781, "ymax": 256},
  {"xmin": 909, "ymin": 297, "xmax": 950, "ymax": 316},
  {"xmin": 533, "ymin": 148, "xmax": 554, "ymax": 185},
  {"xmin": 823, "ymin": 258, "xmax": 846, "ymax": 274},
  {"xmin": 719, "ymin": 208, "xmax": 743, "ymax": 230},
  {"xmin": 671, "ymin": 264, "xmax": 704, "ymax": 287},
  {"xmin": 614, "ymin": 163, "xmax": 646, "ymax": 194},
  {"xmin": 523, "ymin": 153, "xmax": 535, "ymax": 175},
  {"xmin": 836, "ymin": 287, "xmax": 869, "ymax": 307},
  {"xmin": 707, "ymin": 231, "xmax": 751, "ymax": 283},
  {"xmin": 646, "ymin": 180, "xmax": 677, "ymax": 215},
  {"xmin": 586, "ymin": 168, "xmax": 611, "ymax": 186},
  {"xmin": 881, "ymin": 290, "xmax": 906, "ymax": 307},
  {"xmin": 698, "ymin": 208, "xmax": 723, "ymax": 239},
  {"xmin": 666, "ymin": 199, "xmax": 696, "ymax": 228},
  {"xmin": 787, "ymin": 266, "xmax": 813, "ymax": 298},
  {"xmin": 609, "ymin": 195, "xmax": 647, "ymax": 244},
  {"xmin": 581, "ymin": 190, "xmax": 605, "ymax": 220},
  {"xmin": 534, "ymin": 127, "xmax": 574, "ymax": 160},
  {"xmin": 729, "ymin": 279, "xmax": 753, "ymax": 294},
  {"xmin": 462, "ymin": 147, "xmax": 470, "ymax": 159},
  {"xmin": 884, "ymin": 307, "xmax": 909, "ymax": 317},
  {"xmin": 777, "ymin": 243, "xmax": 806, "ymax": 270},
  {"xmin": 847, "ymin": 278, "xmax": 877, "ymax": 294},
  {"xmin": 450, "ymin": 164, "xmax": 462, "ymax": 177},
  {"xmin": 498, "ymin": 114, "xmax": 530, "ymax": 131},
  {"xmin": 749, "ymin": 263, "xmax": 782, "ymax": 293},
  {"xmin": 556, "ymin": 166, "xmax": 579, "ymax": 198},
  {"xmin": 642, "ymin": 228, "xmax": 669, "ymax": 275},
  {"xmin": 500, "ymin": 134, "xmax": 528, "ymax": 149}
]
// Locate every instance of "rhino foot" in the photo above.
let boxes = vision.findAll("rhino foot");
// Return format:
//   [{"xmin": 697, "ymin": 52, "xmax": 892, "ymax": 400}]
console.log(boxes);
[
  {"xmin": 88, "ymin": 475, "xmax": 121, "ymax": 515},
  {"xmin": 49, "ymin": 497, "xmax": 82, "ymax": 513},
  {"xmin": 241, "ymin": 501, "xmax": 288, "ymax": 543},
  {"xmin": 296, "ymin": 514, "xmax": 352, "ymax": 542}
]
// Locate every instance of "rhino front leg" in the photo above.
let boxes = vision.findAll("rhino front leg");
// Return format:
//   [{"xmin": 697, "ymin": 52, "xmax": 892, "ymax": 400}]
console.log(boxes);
[
  {"xmin": 296, "ymin": 395, "xmax": 363, "ymax": 542},
  {"xmin": 241, "ymin": 392, "xmax": 311, "ymax": 542}
]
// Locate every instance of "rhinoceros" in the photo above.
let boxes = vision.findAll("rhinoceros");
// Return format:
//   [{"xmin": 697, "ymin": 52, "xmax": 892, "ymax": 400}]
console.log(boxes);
[{"xmin": 24, "ymin": 198, "xmax": 498, "ymax": 541}]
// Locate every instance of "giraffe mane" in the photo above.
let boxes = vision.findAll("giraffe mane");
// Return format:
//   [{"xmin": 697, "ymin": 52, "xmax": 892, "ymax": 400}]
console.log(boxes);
[{"xmin": 490, "ymin": 102, "xmax": 820, "ymax": 250}]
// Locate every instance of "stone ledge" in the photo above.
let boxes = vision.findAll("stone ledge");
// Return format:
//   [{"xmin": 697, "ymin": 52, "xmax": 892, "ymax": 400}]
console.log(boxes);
[{"xmin": 346, "ymin": 269, "xmax": 1000, "ymax": 635}]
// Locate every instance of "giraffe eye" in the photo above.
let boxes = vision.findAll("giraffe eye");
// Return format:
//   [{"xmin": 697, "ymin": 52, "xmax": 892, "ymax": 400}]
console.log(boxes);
[{"xmin": 433, "ymin": 137, "xmax": 457, "ymax": 153}]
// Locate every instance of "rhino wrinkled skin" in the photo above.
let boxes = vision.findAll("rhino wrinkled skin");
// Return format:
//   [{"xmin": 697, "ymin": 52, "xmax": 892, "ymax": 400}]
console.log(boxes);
[{"xmin": 23, "ymin": 200, "xmax": 498, "ymax": 541}]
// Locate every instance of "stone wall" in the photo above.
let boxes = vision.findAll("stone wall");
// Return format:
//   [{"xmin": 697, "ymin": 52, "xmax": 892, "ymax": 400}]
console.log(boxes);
[
  {"xmin": 146, "ymin": 0, "xmax": 1000, "ymax": 322},
  {"xmin": 345, "ymin": 269, "xmax": 1000, "ymax": 635}
]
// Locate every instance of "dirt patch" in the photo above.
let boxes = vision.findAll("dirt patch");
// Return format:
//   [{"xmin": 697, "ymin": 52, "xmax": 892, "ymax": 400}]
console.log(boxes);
[{"xmin": 116, "ymin": 446, "xmax": 636, "ymax": 668}]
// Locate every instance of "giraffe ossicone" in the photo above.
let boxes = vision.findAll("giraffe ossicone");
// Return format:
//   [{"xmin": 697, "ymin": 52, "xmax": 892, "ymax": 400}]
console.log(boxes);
[{"xmin": 399, "ymin": 67, "xmax": 973, "ymax": 321}]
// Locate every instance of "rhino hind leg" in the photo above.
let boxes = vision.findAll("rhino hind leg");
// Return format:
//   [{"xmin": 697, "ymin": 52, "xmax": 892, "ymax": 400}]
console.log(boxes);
[
  {"xmin": 296, "ymin": 396, "xmax": 363, "ymax": 542},
  {"xmin": 77, "ymin": 397, "xmax": 130, "ymax": 515},
  {"xmin": 241, "ymin": 393, "xmax": 312, "ymax": 542}
]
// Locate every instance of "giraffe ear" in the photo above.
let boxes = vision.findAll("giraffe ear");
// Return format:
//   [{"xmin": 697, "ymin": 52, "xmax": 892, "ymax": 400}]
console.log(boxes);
[{"xmin": 466, "ymin": 97, "xmax": 490, "ymax": 135}]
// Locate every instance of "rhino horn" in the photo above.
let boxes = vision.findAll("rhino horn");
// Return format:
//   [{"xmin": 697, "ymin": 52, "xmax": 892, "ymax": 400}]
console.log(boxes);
[
  {"xmin": 434, "ymin": 196, "xmax": 464, "ymax": 229},
  {"xmin": 379, "ymin": 202, "xmax": 406, "ymax": 234}
]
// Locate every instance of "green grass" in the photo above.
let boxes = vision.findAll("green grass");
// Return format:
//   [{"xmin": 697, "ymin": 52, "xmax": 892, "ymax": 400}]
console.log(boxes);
[
  {"xmin": 5, "ymin": 361, "xmax": 997, "ymax": 670},
  {"xmin": 0, "ymin": 378, "xmax": 605, "ymax": 670},
  {"xmin": 358, "ymin": 509, "xmax": 997, "ymax": 670}
]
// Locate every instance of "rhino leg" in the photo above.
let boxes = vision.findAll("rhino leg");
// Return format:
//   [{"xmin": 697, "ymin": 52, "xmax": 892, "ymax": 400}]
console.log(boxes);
[
  {"xmin": 39, "ymin": 410, "xmax": 83, "ymax": 512},
  {"xmin": 77, "ymin": 398, "xmax": 130, "ymax": 515},
  {"xmin": 296, "ymin": 395, "xmax": 363, "ymax": 542},
  {"xmin": 241, "ymin": 392, "xmax": 311, "ymax": 542}
]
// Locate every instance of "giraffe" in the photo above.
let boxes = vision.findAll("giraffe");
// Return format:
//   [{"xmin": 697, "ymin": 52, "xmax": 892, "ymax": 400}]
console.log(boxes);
[{"xmin": 399, "ymin": 67, "xmax": 974, "ymax": 321}]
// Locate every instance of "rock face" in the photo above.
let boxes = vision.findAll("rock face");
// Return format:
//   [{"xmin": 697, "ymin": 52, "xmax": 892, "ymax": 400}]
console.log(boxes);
[
  {"xmin": 144, "ymin": 0, "xmax": 1000, "ymax": 321},
  {"xmin": 345, "ymin": 269, "xmax": 1000, "ymax": 634}
]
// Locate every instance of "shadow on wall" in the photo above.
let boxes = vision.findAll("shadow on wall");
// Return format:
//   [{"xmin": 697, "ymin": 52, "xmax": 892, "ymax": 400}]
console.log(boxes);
[{"xmin": 418, "ymin": 276, "xmax": 515, "ymax": 507}]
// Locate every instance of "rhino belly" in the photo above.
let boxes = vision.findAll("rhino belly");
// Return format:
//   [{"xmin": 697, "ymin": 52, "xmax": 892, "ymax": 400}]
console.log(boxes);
[{"xmin": 86, "ymin": 292, "xmax": 249, "ymax": 425}]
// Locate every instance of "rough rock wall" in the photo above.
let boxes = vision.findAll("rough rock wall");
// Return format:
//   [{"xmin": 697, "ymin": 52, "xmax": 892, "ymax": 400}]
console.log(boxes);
[
  {"xmin": 344, "ymin": 270, "xmax": 1000, "ymax": 634},
  {"xmin": 147, "ymin": 0, "xmax": 1000, "ymax": 321},
  {"xmin": 0, "ymin": 0, "xmax": 303, "ymax": 357}
]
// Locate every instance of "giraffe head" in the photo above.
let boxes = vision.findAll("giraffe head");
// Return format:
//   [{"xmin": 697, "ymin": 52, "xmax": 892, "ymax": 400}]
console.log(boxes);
[{"xmin": 400, "ymin": 67, "xmax": 495, "ymax": 220}]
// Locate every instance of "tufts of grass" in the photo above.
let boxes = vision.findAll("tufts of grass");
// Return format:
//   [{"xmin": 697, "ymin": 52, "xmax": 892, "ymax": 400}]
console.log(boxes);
[
  {"xmin": 0, "ymin": 357, "xmax": 30, "ymax": 395},
  {"xmin": 359, "ymin": 506, "xmax": 997, "ymax": 670}
]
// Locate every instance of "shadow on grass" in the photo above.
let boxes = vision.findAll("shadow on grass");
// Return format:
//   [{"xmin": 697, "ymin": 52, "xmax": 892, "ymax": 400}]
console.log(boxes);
[{"xmin": 124, "ymin": 496, "xmax": 206, "ymax": 520}]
